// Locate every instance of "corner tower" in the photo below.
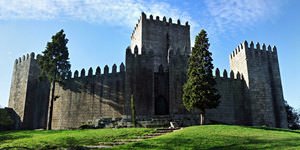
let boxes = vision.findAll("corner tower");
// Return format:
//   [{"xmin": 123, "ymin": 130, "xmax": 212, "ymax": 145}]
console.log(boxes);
[
  {"xmin": 8, "ymin": 53, "xmax": 50, "ymax": 129},
  {"xmin": 230, "ymin": 41, "xmax": 287, "ymax": 128}
]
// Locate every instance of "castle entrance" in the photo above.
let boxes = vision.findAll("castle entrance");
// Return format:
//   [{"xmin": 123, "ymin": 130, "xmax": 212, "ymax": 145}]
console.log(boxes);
[{"xmin": 155, "ymin": 95, "xmax": 169, "ymax": 115}]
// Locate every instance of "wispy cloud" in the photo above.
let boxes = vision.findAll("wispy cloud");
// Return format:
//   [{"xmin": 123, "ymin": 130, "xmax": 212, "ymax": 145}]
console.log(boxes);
[
  {"xmin": 0, "ymin": 0, "xmax": 194, "ymax": 27},
  {"xmin": 0, "ymin": 0, "xmax": 282, "ymax": 42},
  {"xmin": 203, "ymin": 0, "xmax": 282, "ymax": 34}
]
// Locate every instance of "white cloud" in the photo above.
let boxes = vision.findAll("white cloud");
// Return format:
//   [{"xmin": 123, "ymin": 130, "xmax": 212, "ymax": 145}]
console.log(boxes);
[
  {"xmin": 204, "ymin": 0, "xmax": 281, "ymax": 34},
  {"xmin": 0, "ymin": 0, "xmax": 59, "ymax": 20},
  {"xmin": 0, "ymin": 0, "xmax": 194, "ymax": 27},
  {"xmin": 0, "ymin": 0, "xmax": 282, "ymax": 44}
]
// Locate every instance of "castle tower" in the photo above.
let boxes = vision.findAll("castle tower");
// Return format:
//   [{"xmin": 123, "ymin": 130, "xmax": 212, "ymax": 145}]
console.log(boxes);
[
  {"xmin": 230, "ymin": 41, "xmax": 287, "ymax": 128},
  {"xmin": 125, "ymin": 12, "xmax": 191, "ymax": 119},
  {"xmin": 8, "ymin": 53, "xmax": 50, "ymax": 129},
  {"xmin": 130, "ymin": 12, "xmax": 190, "ymax": 71}
]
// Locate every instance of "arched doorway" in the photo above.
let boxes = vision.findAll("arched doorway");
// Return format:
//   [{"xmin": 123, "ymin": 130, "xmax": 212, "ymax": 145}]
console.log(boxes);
[{"xmin": 155, "ymin": 95, "xmax": 169, "ymax": 115}]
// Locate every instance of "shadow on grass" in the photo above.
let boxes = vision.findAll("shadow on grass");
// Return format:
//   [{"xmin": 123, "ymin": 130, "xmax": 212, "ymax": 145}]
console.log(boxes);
[
  {"xmin": 0, "ymin": 146, "xmax": 32, "ymax": 150},
  {"xmin": 37, "ymin": 137, "xmax": 81, "ymax": 150},
  {"xmin": 0, "ymin": 132, "xmax": 32, "ymax": 144},
  {"xmin": 0, "ymin": 134, "xmax": 29, "ymax": 141}
]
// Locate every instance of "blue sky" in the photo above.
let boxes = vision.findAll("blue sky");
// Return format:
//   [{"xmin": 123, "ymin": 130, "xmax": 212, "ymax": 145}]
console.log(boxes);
[{"xmin": 0, "ymin": 0, "xmax": 299, "ymax": 109}]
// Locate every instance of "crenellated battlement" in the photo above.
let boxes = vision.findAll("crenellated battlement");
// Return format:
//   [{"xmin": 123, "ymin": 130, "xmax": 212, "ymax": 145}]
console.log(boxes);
[
  {"xmin": 130, "ymin": 12, "xmax": 189, "ymax": 39},
  {"xmin": 126, "ymin": 45, "xmax": 188, "ymax": 57},
  {"xmin": 230, "ymin": 41, "xmax": 277, "ymax": 60},
  {"xmin": 14, "ymin": 52, "xmax": 37, "ymax": 65},
  {"xmin": 9, "ymin": 14, "xmax": 288, "ymax": 130},
  {"xmin": 214, "ymin": 68, "xmax": 243, "ymax": 80},
  {"xmin": 14, "ymin": 52, "xmax": 126, "ymax": 80},
  {"xmin": 68, "ymin": 63, "xmax": 125, "ymax": 79},
  {"xmin": 126, "ymin": 46, "xmax": 148, "ymax": 56}
]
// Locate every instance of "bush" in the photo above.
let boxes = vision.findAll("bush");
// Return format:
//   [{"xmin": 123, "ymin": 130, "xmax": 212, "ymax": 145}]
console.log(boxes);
[
  {"xmin": 0, "ymin": 109, "xmax": 14, "ymax": 130},
  {"xmin": 285, "ymin": 101, "xmax": 300, "ymax": 129}
]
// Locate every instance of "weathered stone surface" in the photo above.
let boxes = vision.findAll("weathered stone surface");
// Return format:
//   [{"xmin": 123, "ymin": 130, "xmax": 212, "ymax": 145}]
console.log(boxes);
[
  {"xmin": 51, "ymin": 67, "xmax": 125, "ymax": 129},
  {"xmin": 8, "ymin": 54, "xmax": 49, "ymax": 129},
  {"xmin": 8, "ymin": 13, "xmax": 287, "ymax": 129},
  {"xmin": 229, "ymin": 42, "xmax": 287, "ymax": 128}
]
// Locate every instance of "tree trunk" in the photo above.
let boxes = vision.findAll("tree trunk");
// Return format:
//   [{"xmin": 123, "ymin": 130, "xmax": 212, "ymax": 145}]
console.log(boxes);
[
  {"xmin": 47, "ymin": 80, "xmax": 55, "ymax": 130},
  {"xmin": 130, "ymin": 94, "xmax": 136, "ymax": 127},
  {"xmin": 200, "ymin": 109, "xmax": 205, "ymax": 125}
]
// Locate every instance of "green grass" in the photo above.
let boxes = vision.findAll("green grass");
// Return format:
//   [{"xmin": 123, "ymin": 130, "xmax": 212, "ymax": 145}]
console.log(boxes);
[
  {"xmin": 1, "ymin": 125, "xmax": 300, "ymax": 150},
  {"xmin": 0, "ymin": 128, "xmax": 154, "ymax": 149},
  {"xmin": 115, "ymin": 125, "xmax": 300, "ymax": 150}
]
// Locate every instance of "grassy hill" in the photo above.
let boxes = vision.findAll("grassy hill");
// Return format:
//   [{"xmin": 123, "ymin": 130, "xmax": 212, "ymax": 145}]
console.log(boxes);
[
  {"xmin": 1, "ymin": 125, "xmax": 300, "ymax": 149},
  {"xmin": 115, "ymin": 125, "xmax": 300, "ymax": 149},
  {"xmin": 0, "ymin": 128, "xmax": 154, "ymax": 149}
]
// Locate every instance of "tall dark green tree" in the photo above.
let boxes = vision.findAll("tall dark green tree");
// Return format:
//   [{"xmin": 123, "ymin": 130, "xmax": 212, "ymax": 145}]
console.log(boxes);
[
  {"xmin": 183, "ymin": 29, "xmax": 220, "ymax": 125},
  {"xmin": 38, "ymin": 29, "xmax": 71, "ymax": 130}
]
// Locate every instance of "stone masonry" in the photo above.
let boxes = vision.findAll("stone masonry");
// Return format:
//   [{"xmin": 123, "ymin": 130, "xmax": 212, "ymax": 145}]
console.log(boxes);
[
  {"xmin": 8, "ymin": 53, "xmax": 49, "ymax": 129},
  {"xmin": 8, "ymin": 12, "xmax": 288, "ymax": 129}
]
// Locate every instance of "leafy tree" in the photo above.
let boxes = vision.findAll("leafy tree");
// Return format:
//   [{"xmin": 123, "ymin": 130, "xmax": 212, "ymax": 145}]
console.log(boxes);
[
  {"xmin": 284, "ymin": 101, "xmax": 300, "ymax": 129},
  {"xmin": 183, "ymin": 29, "xmax": 220, "ymax": 125},
  {"xmin": 38, "ymin": 29, "xmax": 71, "ymax": 130}
]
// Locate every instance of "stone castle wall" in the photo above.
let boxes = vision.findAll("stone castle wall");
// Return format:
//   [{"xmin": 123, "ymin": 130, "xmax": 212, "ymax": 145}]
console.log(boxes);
[
  {"xmin": 207, "ymin": 69, "xmax": 248, "ymax": 125},
  {"xmin": 8, "ymin": 13, "xmax": 288, "ymax": 129},
  {"xmin": 51, "ymin": 64, "xmax": 125, "ymax": 129},
  {"xmin": 125, "ymin": 50, "xmax": 155, "ymax": 117},
  {"xmin": 130, "ymin": 13, "xmax": 190, "ymax": 71},
  {"xmin": 230, "ymin": 41, "xmax": 287, "ymax": 128},
  {"xmin": 126, "ymin": 13, "xmax": 191, "ymax": 120},
  {"xmin": 8, "ymin": 53, "xmax": 49, "ymax": 129}
]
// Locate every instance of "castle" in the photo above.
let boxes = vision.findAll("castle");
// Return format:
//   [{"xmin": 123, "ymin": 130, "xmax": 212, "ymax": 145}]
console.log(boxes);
[{"xmin": 8, "ymin": 13, "xmax": 288, "ymax": 129}]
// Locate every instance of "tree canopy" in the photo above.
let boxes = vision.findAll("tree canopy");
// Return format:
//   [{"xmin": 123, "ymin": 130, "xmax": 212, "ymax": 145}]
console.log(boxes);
[
  {"xmin": 38, "ymin": 29, "xmax": 71, "ymax": 82},
  {"xmin": 183, "ymin": 29, "xmax": 220, "ymax": 124}
]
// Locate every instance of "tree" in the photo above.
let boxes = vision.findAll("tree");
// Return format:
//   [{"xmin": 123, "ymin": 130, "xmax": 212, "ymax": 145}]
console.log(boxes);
[
  {"xmin": 38, "ymin": 29, "xmax": 71, "ymax": 130},
  {"xmin": 183, "ymin": 29, "xmax": 220, "ymax": 125},
  {"xmin": 130, "ymin": 95, "xmax": 137, "ymax": 127},
  {"xmin": 284, "ymin": 101, "xmax": 300, "ymax": 129}
]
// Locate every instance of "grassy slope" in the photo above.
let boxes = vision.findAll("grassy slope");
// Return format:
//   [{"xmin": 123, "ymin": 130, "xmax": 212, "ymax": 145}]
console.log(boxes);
[
  {"xmin": 0, "ymin": 128, "xmax": 154, "ymax": 149},
  {"xmin": 1, "ymin": 125, "xmax": 300, "ymax": 150},
  {"xmin": 115, "ymin": 125, "xmax": 300, "ymax": 150}
]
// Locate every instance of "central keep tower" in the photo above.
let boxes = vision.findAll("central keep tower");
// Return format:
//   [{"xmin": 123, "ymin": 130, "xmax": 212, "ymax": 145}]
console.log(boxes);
[
  {"xmin": 130, "ymin": 12, "xmax": 190, "ymax": 69},
  {"xmin": 125, "ymin": 12, "xmax": 193, "ymax": 122}
]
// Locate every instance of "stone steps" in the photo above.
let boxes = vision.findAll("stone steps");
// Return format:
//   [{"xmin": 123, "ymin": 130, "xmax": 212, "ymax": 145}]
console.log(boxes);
[
  {"xmin": 85, "ymin": 128, "xmax": 176, "ymax": 149},
  {"xmin": 115, "ymin": 138, "xmax": 144, "ymax": 142},
  {"xmin": 84, "ymin": 145, "xmax": 113, "ymax": 149},
  {"xmin": 83, "ymin": 128, "xmax": 180, "ymax": 149}
]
